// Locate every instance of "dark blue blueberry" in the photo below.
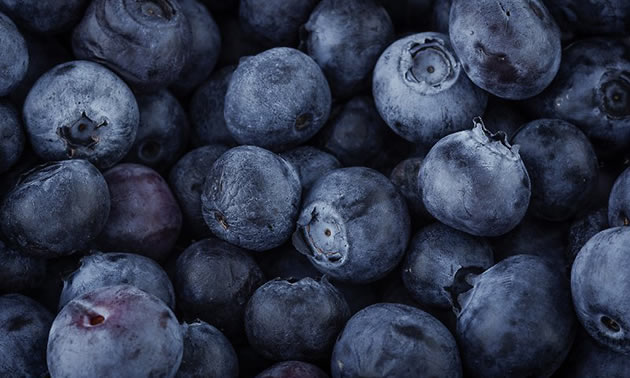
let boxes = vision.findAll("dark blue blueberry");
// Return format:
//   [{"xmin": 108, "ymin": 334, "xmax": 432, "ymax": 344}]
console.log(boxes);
[
  {"xmin": 389, "ymin": 157, "xmax": 433, "ymax": 222},
  {"xmin": 72, "ymin": 0, "xmax": 192, "ymax": 92},
  {"xmin": 556, "ymin": 329, "xmax": 630, "ymax": 378},
  {"xmin": 608, "ymin": 166, "xmax": 630, "ymax": 227},
  {"xmin": 124, "ymin": 90, "xmax": 189, "ymax": 171},
  {"xmin": 331, "ymin": 303, "xmax": 463, "ymax": 378},
  {"xmin": 449, "ymin": 0, "xmax": 561, "ymax": 99},
  {"xmin": 481, "ymin": 97, "xmax": 527, "ymax": 139},
  {"xmin": 169, "ymin": 144, "xmax": 229, "ymax": 238},
  {"xmin": 571, "ymin": 227, "xmax": 630, "ymax": 354},
  {"xmin": 0, "ymin": 99, "xmax": 24, "ymax": 174},
  {"xmin": 301, "ymin": 0, "xmax": 394, "ymax": 98},
  {"xmin": 0, "ymin": 159, "xmax": 110, "ymax": 258},
  {"xmin": 0, "ymin": 11, "xmax": 28, "ymax": 96},
  {"xmin": 59, "ymin": 251, "xmax": 176, "ymax": 310},
  {"xmin": 255, "ymin": 361, "xmax": 329, "ymax": 378},
  {"xmin": 0, "ymin": 239, "xmax": 46, "ymax": 294},
  {"xmin": 245, "ymin": 277, "xmax": 350, "ymax": 361},
  {"xmin": 431, "ymin": 0, "xmax": 453, "ymax": 34},
  {"xmin": 280, "ymin": 146, "xmax": 341, "ymax": 191},
  {"xmin": 224, "ymin": 48, "xmax": 331, "ymax": 151},
  {"xmin": 201, "ymin": 145, "xmax": 302, "ymax": 251},
  {"xmin": 177, "ymin": 320, "xmax": 239, "ymax": 378},
  {"xmin": 512, "ymin": 119, "xmax": 599, "ymax": 221},
  {"xmin": 456, "ymin": 255, "xmax": 575, "ymax": 377},
  {"xmin": 0, "ymin": 0, "xmax": 89, "ymax": 33},
  {"xmin": 47, "ymin": 285, "xmax": 183, "ymax": 378},
  {"xmin": 402, "ymin": 222, "xmax": 494, "ymax": 309},
  {"xmin": 544, "ymin": 0, "xmax": 630, "ymax": 36},
  {"xmin": 240, "ymin": 0, "xmax": 318, "ymax": 47},
  {"xmin": 23, "ymin": 60, "xmax": 139, "ymax": 169},
  {"xmin": 175, "ymin": 238, "xmax": 265, "ymax": 340},
  {"xmin": 189, "ymin": 65, "xmax": 237, "ymax": 147},
  {"xmin": 419, "ymin": 118, "xmax": 531, "ymax": 236},
  {"xmin": 373, "ymin": 32, "xmax": 488, "ymax": 146},
  {"xmin": 292, "ymin": 167, "xmax": 410, "ymax": 283},
  {"xmin": 0, "ymin": 294, "xmax": 53, "ymax": 377},
  {"xmin": 566, "ymin": 207, "xmax": 608, "ymax": 265},
  {"xmin": 95, "ymin": 163, "xmax": 183, "ymax": 262}
]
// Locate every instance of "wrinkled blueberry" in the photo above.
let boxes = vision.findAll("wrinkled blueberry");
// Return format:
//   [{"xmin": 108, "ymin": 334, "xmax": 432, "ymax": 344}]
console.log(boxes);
[
  {"xmin": 177, "ymin": 320, "xmax": 239, "ymax": 378},
  {"xmin": 280, "ymin": 146, "xmax": 341, "ymax": 191},
  {"xmin": 0, "ymin": 99, "xmax": 24, "ymax": 174},
  {"xmin": 0, "ymin": 0, "xmax": 89, "ymax": 34},
  {"xmin": 0, "ymin": 11, "xmax": 28, "ymax": 96}
]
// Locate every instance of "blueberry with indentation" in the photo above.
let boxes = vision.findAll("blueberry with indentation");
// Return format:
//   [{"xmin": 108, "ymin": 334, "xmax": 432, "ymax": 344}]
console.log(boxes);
[
  {"xmin": 201, "ymin": 145, "xmax": 301, "ymax": 251},
  {"xmin": 255, "ymin": 361, "xmax": 329, "ymax": 378},
  {"xmin": 23, "ymin": 60, "xmax": 139, "ymax": 169},
  {"xmin": 301, "ymin": 0, "xmax": 394, "ymax": 98},
  {"xmin": 449, "ymin": 0, "xmax": 561, "ymax": 100},
  {"xmin": 0, "ymin": 239, "xmax": 46, "ymax": 294},
  {"xmin": 0, "ymin": 0, "xmax": 89, "ymax": 34},
  {"xmin": 572, "ymin": 227, "xmax": 630, "ymax": 354},
  {"xmin": 0, "ymin": 11, "xmax": 28, "ymax": 96},
  {"xmin": 456, "ymin": 255, "xmax": 575, "ymax": 377},
  {"xmin": 59, "ymin": 251, "xmax": 175, "ymax": 310},
  {"xmin": 0, "ymin": 159, "xmax": 110, "ymax": 258},
  {"xmin": 512, "ymin": 119, "xmax": 599, "ymax": 221},
  {"xmin": 373, "ymin": 32, "xmax": 487, "ymax": 147},
  {"xmin": 292, "ymin": 167, "xmax": 410, "ymax": 283},
  {"xmin": 543, "ymin": 0, "xmax": 630, "ymax": 36},
  {"xmin": 47, "ymin": 285, "xmax": 183, "ymax": 378},
  {"xmin": 224, "ymin": 48, "xmax": 331, "ymax": 151},
  {"xmin": 331, "ymin": 303, "xmax": 462, "ymax": 378},
  {"xmin": 177, "ymin": 320, "xmax": 239, "ymax": 378},
  {"xmin": 608, "ymin": 166, "xmax": 630, "ymax": 227},
  {"xmin": 280, "ymin": 146, "xmax": 341, "ymax": 191},
  {"xmin": 245, "ymin": 277, "xmax": 350, "ymax": 361},
  {"xmin": 419, "ymin": 118, "xmax": 530, "ymax": 236},
  {"xmin": 0, "ymin": 100, "xmax": 24, "ymax": 174},
  {"xmin": 72, "ymin": 0, "xmax": 192, "ymax": 92}
]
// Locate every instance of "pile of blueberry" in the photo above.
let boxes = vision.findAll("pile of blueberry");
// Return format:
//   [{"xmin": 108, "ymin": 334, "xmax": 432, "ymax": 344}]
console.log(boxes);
[{"xmin": 1, "ymin": 0, "xmax": 630, "ymax": 376}]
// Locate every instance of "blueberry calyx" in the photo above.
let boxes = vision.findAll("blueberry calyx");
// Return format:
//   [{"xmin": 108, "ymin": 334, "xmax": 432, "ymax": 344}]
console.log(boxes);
[
  {"xmin": 57, "ymin": 112, "xmax": 107, "ymax": 158},
  {"xmin": 598, "ymin": 71, "xmax": 630, "ymax": 119},
  {"xmin": 295, "ymin": 113, "xmax": 313, "ymax": 131},
  {"xmin": 138, "ymin": 0, "xmax": 176, "ymax": 20},
  {"xmin": 601, "ymin": 315, "xmax": 622, "ymax": 333},
  {"xmin": 445, "ymin": 265, "xmax": 485, "ymax": 313},
  {"xmin": 293, "ymin": 206, "xmax": 346, "ymax": 265},
  {"xmin": 402, "ymin": 37, "xmax": 459, "ymax": 94},
  {"xmin": 471, "ymin": 116, "xmax": 521, "ymax": 157}
]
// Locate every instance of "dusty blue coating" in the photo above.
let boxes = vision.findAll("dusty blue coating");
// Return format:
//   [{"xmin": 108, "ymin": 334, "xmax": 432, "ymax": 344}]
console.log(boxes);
[
  {"xmin": 59, "ymin": 251, "xmax": 176, "ymax": 310},
  {"xmin": 224, "ymin": 47, "xmax": 331, "ymax": 151},
  {"xmin": 202, "ymin": 145, "xmax": 302, "ymax": 251},
  {"xmin": 0, "ymin": 239, "xmax": 46, "ymax": 293},
  {"xmin": 0, "ymin": 11, "xmax": 28, "ymax": 96},
  {"xmin": 457, "ymin": 255, "xmax": 575, "ymax": 377},
  {"xmin": 608, "ymin": 166, "xmax": 630, "ymax": 227},
  {"xmin": 301, "ymin": 0, "xmax": 394, "ymax": 98},
  {"xmin": 331, "ymin": 303, "xmax": 463, "ymax": 378},
  {"xmin": 176, "ymin": 320, "xmax": 239, "ymax": 378},
  {"xmin": 572, "ymin": 227, "xmax": 630, "ymax": 354},
  {"xmin": 0, "ymin": 100, "xmax": 24, "ymax": 174},
  {"xmin": 419, "ymin": 119, "xmax": 531, "ymax": 237},
  {"xmin": 245, "ymin": 277, "xmax": 351, "ymax": 361},
  {"xmin": 373, "ymin": 32, "xmax": 487, "ymax": 146},
  {"xmin": 72, "ymin": 0, "xmax": 192, "ymax": 92},
  {"xmin": 292, "ymin": 167, "xmax": 410, "ymax": 283},
  {"xmin": 280, "ymin": 146, "xmax": 341, "ymax": 191},
  {"xmin": 0, "ymin": 159, "xmax": 110, "ymax": 258},
  {"xmin": 0, "ymin": 0, "xmax": 89, "ymax": 33},
  {"xmin": 23, "ymin": 60, "xmax": 139, "ymax": 169},
  {"xmin": 449, "ymin": 0, "xmax": 561, "ymax": 99}
]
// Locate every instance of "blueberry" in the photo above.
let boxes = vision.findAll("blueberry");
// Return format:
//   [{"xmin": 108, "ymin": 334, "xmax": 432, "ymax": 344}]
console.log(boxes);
[
  {"xmin": 292, "ymin": 167, "xmax": 410, "ymax": 283},
  {"xmin": 169, "ymin": 144, "xmax": 229, "ymax": 237},
  {"xmin": 224, "ymin": 48, "xmax": 331, "ymax": 151},
  {"xmin": 301, "ymin": 0, "xmax": 394, "ymax": 98},
  {"xmin": 124, "ymin": 90, "xmax": 189, "ymax": 171},
  {"xmin": 389, "ymin": 157, "xmax": 433, "ymax": 221},
  {"xmin": 0, "ymin": 294, "xmax": 53, "ymax": 377},
  {"xmin": 245, "ymin": 277, "xmax": 350, "ymax": 361},
  {"xmin": 95, "ymin": 163, "xmax": 182, "ymax": 262},
  {"xmin": 0, "ymin": 0, "xmax": 88, "ymax": 34},
  {"xmin": 23, "ymin": 60, "xmax": 139, "ymax": 169},
  {"xmin": 255, "ymin": 361, "xmax": 329, "ymax": 378},
  {"xmin": 72, "ymin": 0, "xmax": 192, "ymax": 92},
  {"xmin": 59, "ymin": 251, "xmax": 176, "ymax": 310},
  {"xmin": 0, "ymin": 11, "xmax": 28, "ymax": 96},
  {"xmin": 177, "ymin": 320, "xmax": 239, "ymax": 378},
  {"xmin": 47, "ymin": 285, "xmax": 184, "ymax": 378},
  {"xmin": 544, "ymin": 0, "xmax": 630, "ymax": 36},
  {"xmin": 571, "ymin": 227, "xmax": 630, "ymax": 354},
  {"xmin": 566, "ymin": 207, "xmax": 608, "ymax": 265},
  {"xmin": 280, "ymin": 146, "xmax": 341, "ymax": 191},
  {"xmin": 402, "ymin": 222, "xmax": 494, "ymax": 309},
  {"xmin": 608, "ymin": 166, "xmax": 630, "ymax": 227},
  {"xmin": 419, "ymin": 118, "xmax": 531, "ymax": 236},
  {"xmin": 0, "ymin": 238, "xmax": 46, "ymax": 294},
  {"xmin": 1, "ymin": 159, "xmax": 110, "ymax": 258},
  {"xmin": 456, "ymin": 255, "xmax": 575, "ymax": 377},
  {"xmin": 201, "ymin": 145, "xmax": 302, "ymax": 251},
  {"xmin": 449, "ymin": 0, "xmax": 561, "ymax": 99},
  {"xmin": 175, "ymin": 238, "xmax": 265, "ymax": 340},
  {"xmin": 512, "ymin": 119, "xmax": 599, "ymax": 221},
  {"xmin": 557, "ymin": 329, "xmax": 630, "ymax": 378},
  {"xmin": 0, "ymin": 99, "xmax": 24, "ymax": 174},
  {"xmin": 431, "ymin": 0, "xmax": 453, "ymax": 34},
  {"xmin": 331, "ymin": 303, "xmax": 463, "ymax": 378}
]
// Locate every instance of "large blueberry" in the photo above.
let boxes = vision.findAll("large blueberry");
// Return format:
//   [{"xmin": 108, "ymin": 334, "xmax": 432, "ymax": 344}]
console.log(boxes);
[
  {"xmin": 177, "ymin": 320, "xmax": 239, "ymax": 378},
  {"xmin": 419, "ymin": 118, "xmax": 530, "ymax": 236},
  {"xmin": 456, "ymin": 255, "xmax": 575, "ymax": 377},
  {"xmin": 245, "ymin": 277, "xmax": 350, "ymax": 361},
  {"xmin": 301, "ymin": 0, "xmax": 394, "ymax": 98},
  {"xmin": 0, "ymin": 0, "xmax": 88, "ymax": 33},
  {"xmin": 224, "ymin": 48, "xmax": 331, "ymax": 151},
  {"xmin": 0, "ymin": 99, "xmax": 24, "ymax": 174},
  {"xmin": 201, "ymin": 146, "xmax": 301, "ymax": 251},
  {"xmin": 0, "ymin": 11, "xmax": 28, "ymax": 96},
  {"xmin": 449, "ymin": 0, "xmax": 561, "ymax": 99},
  {"xmin": 280, "ymin": 146, "xmax": 341, "ymax": 191},
  {"xmin": 23, "ymin": 60, "xmax": 139, "ymax": 169},
  {"xmin": 72, "ymin": 0, "xmax": 192, "ymax": 92},
  {"xmin": 0, "ymin": 239, "xmax": 46, "ymax": 294},
  {"xmin": 331, "ymin": 303, "xmax": 462, "ymax": 378},
  {"xmin": 292, "ymin": 167, "xmax": 410, "ymax": 283},
  {"xmin": 608, "ymin": 166, "xmax": 630, "ymax": 227},
  {"xmin": 1, "ymin": 159, "xmax": 110, "ymax": 258},
  {"xmin": 373, "ymin": 32, "xmax": 488, "ymax": 146},
  {"xmin": 255, "ymin": 361, "xmax": 329, "ymax": 378},
  {"xmin": 47, "ymin": 285, "xmax": 183, "ymax": 378}
]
